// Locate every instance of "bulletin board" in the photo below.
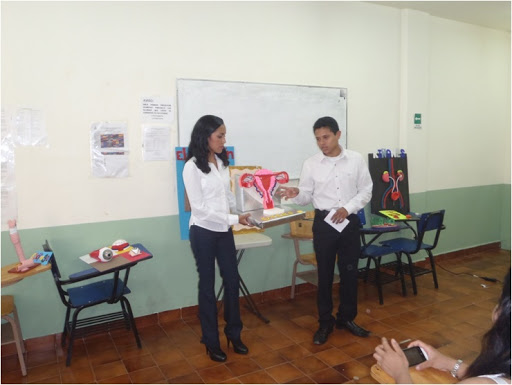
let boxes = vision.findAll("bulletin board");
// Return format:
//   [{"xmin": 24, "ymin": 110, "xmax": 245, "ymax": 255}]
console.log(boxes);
[{"xmin": 177, "ymin": 79, "xmax": 347, "ymax": 179}]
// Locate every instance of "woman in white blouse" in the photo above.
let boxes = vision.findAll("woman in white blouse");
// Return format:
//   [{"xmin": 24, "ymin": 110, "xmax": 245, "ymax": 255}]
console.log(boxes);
[{"xmin": 183, "ymin": 115, "xmax": 252, "ymax": 362}]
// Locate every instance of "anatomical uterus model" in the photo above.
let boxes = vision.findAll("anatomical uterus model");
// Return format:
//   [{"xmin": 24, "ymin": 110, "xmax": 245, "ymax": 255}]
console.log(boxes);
[{"xmin": 239, "ymin": 169, "xmax": 289, "ymax": 215}]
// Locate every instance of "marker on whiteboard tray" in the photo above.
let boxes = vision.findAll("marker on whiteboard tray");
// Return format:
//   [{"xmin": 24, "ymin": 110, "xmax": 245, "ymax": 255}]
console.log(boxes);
[
  {"xmin": 400, "ymin": 149, "xmax": 406, "ymax": 158},
  {"xmin": 386, "ymin": 149, "xmax": 392, "ymax": 158},
  {"xmin": 377, "ymin": 149, "xmax": 384, "ymax": 158}
]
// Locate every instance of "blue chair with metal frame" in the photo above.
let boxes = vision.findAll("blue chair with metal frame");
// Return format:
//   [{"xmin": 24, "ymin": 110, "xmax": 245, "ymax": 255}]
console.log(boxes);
[
  {"xmin": 380, "ymin": 210, "xmax": 445, "ymax": 295},
  {"xmin": 357, "ymin": 209, "xmax": 407, "ymax": 305}
]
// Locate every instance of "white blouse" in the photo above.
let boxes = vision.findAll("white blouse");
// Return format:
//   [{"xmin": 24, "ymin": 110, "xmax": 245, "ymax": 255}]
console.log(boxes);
[
  {"xmin": 183, "ymin": 155, "xmax": 239, "ymax": 232},
  {"xmin": 478, "ymin": 374, "xmax": 510, "ymax": 384}
]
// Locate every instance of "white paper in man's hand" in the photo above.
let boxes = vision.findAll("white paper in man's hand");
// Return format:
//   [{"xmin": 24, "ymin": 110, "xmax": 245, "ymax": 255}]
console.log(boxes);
[{"xmin": 324, "ymin": 209, "xmax": 350, "ymax": 232}]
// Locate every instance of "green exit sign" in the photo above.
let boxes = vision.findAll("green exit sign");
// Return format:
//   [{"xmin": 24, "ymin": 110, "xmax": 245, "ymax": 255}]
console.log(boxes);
[{"xmin": 414, "ymin": 113, "xmax": 422, "ymax": 129}]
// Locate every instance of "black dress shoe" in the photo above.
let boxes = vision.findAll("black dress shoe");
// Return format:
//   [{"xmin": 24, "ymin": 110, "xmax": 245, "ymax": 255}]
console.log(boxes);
[
  {"xmin": 205, "ymin": 346, "xmax": 227, "ymax": 362},
  {"xmin": 313, "ymin": 325, "xmax": 333, "ymax": 345},
  {"xmin": 336, "ymin": 320, "xmax": 370, "ymax": 337},
  {"xmin": 227, "ymin": 337, "xmax": 249, "ymax": 354}
]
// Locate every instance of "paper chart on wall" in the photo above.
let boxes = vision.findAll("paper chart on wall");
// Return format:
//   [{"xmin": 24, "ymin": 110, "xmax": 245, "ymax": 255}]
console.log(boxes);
[
  {"xmin": 142, "ymin": 125, "xmax": 171, "ymax": 161},
  {"xmin": 90, "ymin": 122, "xmax": 129, "ymax": 178},
  {"xmin": 13, "ymin": 107, "xmax": 48, "ymax": 147}
]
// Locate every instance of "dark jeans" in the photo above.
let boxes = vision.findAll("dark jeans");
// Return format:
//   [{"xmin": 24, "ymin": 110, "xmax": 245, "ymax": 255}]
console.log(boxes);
[
  {"xmin": 189, "ymin": 225, "xmax": 243, "ymax": 349},
  {"xmin": 313, "ymin": 211, "xmax": 361, "ymax": 328}
]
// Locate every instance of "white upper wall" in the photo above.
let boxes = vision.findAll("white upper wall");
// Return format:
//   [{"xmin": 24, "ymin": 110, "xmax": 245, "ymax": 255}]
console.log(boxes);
[
  {"xmin": 427, "ymin": 17, "xmax": 511, "ymax": 190},
  {"xmin": 1, "ymin": 1, "xmax": 510, "ymax": 230}
]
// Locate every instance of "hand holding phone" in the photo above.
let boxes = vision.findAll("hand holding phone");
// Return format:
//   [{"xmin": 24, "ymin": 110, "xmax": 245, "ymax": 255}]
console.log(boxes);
[{"xmin": 402, "ymin": 346, "xmax": 429, "ymax": 367}]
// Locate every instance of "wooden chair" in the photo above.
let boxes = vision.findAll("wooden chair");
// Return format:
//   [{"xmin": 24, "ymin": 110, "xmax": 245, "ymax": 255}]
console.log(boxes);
[
  {"xmin": 1, "ymin": 295, "xmax": 27, "ymax": 376},
  {"xmin": 282, "ymin": 210, "xmax": 340, "ymax": 299}
]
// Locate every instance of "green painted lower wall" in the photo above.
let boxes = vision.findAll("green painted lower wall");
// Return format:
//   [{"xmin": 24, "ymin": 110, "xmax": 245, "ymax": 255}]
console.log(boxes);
[
  {"xmin": 1, "ymin": 184, "xmax": 509, "ymax": 339},
  {"xmin": 501, "ymin": 184, "xmax": 511, "ymax": 250}
]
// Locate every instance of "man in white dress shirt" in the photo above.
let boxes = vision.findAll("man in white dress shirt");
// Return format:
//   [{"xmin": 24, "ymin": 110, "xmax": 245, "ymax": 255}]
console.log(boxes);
[{"xmin": 280, "ymin": 116, "xmax": 373, "ymax": 345}]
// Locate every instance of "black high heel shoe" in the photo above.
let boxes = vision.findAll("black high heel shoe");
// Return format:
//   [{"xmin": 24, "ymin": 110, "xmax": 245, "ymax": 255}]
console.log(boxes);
[
  {"xmin": 226, "ymin": 337, "xmax": 249, "ymax": 355},
  {"xmin": 205, "ymin": 346, "xmax": 227, "ymax": 362}
]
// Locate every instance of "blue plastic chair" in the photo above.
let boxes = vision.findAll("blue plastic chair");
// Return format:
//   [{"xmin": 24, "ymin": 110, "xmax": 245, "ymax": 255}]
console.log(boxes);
[
  {"xmin": 357, "ymin": 209, "xmax": 407, "ymax": 305},
  {"xmin": 44, "ymin": 240, "xmax": 141, "ymax": 366},
  {"xmin": 380, "ymin": 210, "xmax": 445, "ymax": 295}
]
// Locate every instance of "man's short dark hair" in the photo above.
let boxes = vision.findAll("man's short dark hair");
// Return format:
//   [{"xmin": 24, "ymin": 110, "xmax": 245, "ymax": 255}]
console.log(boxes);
[{"xmin": 313, "ymin": 116, "xmax": 339, "ymax": 134}]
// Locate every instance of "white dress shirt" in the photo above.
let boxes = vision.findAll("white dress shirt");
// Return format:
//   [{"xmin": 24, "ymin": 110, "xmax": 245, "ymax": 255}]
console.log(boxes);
[
  {"xmin": 293, "ymin": 146, "xmax": 373, "ymax": 215},
  {"xmin": 183, "ymin": 155, "xmax": 239, "ymax": 232}
]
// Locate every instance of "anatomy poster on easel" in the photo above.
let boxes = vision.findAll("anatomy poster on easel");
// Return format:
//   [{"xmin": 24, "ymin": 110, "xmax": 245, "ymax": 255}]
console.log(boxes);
[{"xmin": 368, "ymin": 153, "xmax": 410, "ymax": 215}]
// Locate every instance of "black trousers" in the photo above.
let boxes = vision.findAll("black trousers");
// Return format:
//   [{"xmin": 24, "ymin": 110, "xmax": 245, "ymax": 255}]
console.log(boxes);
[
  {"xmin": 313, "ymin": 210, "xmax": 361, "ymax": 328},
  {"xmin": 189, "ymin": 225, "xmax": 243, "ymax": 349}
]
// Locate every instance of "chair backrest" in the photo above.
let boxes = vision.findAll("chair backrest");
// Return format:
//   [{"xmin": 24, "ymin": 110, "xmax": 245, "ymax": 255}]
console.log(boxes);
[
  {"xmin": 290, "ymin": 210, "xmax": 314, "ymax": 238},
  {"xmin": 417, "ymin": 210, "xmax": 445, "ymax": 250},
  {"xmin": 357, "ymin": 209, "xmax": 366, "ymax": 226},
  {"xmin": 43, "ymin": 240, "xmax": 70, "ymax": 305},
  {"xmin": 43, "ymin": 240, "xmax": 61, "ymax": 279}
]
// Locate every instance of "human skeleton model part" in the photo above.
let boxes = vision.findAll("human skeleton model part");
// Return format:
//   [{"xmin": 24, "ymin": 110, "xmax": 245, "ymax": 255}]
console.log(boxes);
[
  {"xmin": 239, "ymin": 169, "xmax": 289, "ymax": 213},
  {"xmin": 381, "ymin": 157, "xmax": 405, "ymax": 209},
  {"xmin": 8, "ymin": 219, "xmax": 37, "ymax": 272}
]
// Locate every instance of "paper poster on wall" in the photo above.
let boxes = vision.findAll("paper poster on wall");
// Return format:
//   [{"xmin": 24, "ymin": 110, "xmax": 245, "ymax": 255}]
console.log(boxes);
[
  {"xmin": 1, "ymin": 106, "xmax": 18, "ymax": 225},
  {"xmin": 1, "ymin": 187, "xmax": 18, "ymax": 224},
  {"xmin": 90, "ymin": 122, "xmax": 129, "ymax": 178},
  {"xmin": 1, "ymin": 109, "xmax": 16, "ymax": 188},
  {"xmin": 175, "ymin": 146, "xmax": 235, "ymax": 240},
  {"xmin": 1, "ymin": 159, "xmax": 16, "ymax": 189},
  {"xmin": 142, "ymin": 125, "xmax": 171, "ymax": 161},
  {"xmin": 141, "ymin": 96, "xmax": 174, "ymax": 123},
  {"xmin": 13, "ymin": 107, "xmax": 48, "ymax": 147}
]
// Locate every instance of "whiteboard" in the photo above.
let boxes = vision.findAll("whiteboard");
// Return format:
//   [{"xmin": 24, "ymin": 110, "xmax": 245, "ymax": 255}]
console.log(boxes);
[{"xmin": 177, "ymin": 79, "xmax": 347, "ymax": 178}]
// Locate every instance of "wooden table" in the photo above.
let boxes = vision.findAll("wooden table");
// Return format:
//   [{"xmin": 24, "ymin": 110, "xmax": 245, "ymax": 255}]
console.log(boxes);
[
  {"xmin": 2, "ymin": 262, "xmax": 51, "ymax": 287},
  {"xmin": 371, "ymin": 364, "xmax": 457, "ymax": 384}
]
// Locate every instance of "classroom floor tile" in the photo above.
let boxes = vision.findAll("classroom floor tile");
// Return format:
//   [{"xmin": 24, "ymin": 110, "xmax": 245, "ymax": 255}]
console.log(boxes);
[{"xmin": 1, "ymin": 248, "xmax": 509, "ymax": 384}]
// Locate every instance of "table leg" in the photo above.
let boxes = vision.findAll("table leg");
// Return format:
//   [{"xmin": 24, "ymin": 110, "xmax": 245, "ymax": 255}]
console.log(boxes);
[
  {"xmin": 238, "ymin": 274, "xmax": 270, "ymax": 323},
  {"xmin": 402, "ymin": 221, "xmax": 418, "ymax": 239}
]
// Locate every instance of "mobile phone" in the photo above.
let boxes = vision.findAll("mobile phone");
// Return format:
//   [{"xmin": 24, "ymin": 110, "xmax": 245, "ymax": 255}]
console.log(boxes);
[{"xmin": 402, "ymin": 346, "xmax": 429, "ymax": 367}]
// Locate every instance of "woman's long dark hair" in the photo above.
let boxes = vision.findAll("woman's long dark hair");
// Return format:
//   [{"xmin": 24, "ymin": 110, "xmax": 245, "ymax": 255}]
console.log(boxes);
[
  {"xmin": 464, "ymin": 268, "xmax": 511, "ymax": 379},
  {"xmin": 186, "ymin": 115, "xmax": 229, "ymax": 173}
]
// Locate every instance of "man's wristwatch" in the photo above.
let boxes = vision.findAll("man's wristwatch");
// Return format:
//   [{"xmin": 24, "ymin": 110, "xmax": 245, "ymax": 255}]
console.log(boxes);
[{"xmin": 450, "ymin": 359, "xmax": 463, "ymax": 378}]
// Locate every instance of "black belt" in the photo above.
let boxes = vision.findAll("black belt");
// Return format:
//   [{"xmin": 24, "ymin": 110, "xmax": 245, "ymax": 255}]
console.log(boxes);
[
  {"xmin": 315, "ymin": 209, "xmax": 357, "ymax": 221},
  {"xmin": 314, "ymin": 209, "xmax": 331, "ymax": 219}
]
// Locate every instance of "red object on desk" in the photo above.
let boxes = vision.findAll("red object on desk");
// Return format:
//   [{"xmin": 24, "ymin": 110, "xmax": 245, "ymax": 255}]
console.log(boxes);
[
  {"xmin": 7, "ymin": 264, "xmax": 39, "ymax": 274},
  {"xmin": 118, "ymin": 250, "xmax": 151, "ymax": 262},
  {"xmin": 89, "ymin": 248, "xmax": 150, "ymax": 263},
  {"xmin": 371, "ymin": 224, "xmax": 399, "ymax": 229}
]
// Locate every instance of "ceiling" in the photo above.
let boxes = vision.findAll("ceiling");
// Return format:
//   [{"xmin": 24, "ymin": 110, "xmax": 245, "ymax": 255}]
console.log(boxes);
[{"xmin": 368, "ymin": 1, "xmax": 511, "ymax": 32}]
